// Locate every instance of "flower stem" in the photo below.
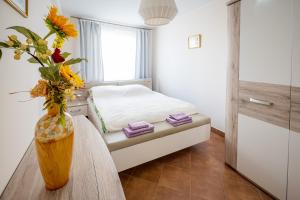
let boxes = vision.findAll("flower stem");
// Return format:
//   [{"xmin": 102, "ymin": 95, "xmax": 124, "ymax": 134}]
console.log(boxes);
[
  {"xmin": 17, "ymin": 99, "xmax": 34, "ymax": 102},
  {"xmin": 9, "ymin": 90, "xmax": 31, "ymax": 95},
  {"xmin": 27, "ymin": 51, "xmax": 45, "ymax": 67},
  {"xmin": 43, "ymin": 31, "xmax": 54, "ymax": 40}
]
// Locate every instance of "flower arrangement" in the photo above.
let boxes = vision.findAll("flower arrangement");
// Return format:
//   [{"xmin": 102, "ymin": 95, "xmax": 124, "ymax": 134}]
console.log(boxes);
[{"xmin": 0, "ymin": 6, "xmax": 86, "ymax": 125}]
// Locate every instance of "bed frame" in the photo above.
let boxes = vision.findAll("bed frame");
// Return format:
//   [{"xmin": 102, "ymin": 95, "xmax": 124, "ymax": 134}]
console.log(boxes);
[
  {"xmin": 86, "ymin": 79, "xmax": 211, "ymax": 172},
  {"xmin": 111, "ymin": 125, "xmax": 210, "ymax": 172}
]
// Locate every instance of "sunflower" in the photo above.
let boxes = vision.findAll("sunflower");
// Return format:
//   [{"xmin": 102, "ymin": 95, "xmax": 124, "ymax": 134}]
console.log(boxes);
[
  {"xmin": 45, "ymin": 6, "xmax": 78, "ymax": 38},
  {"xmin": 60, "ymin": 65, "xmax": 84, "ymax": 88}
]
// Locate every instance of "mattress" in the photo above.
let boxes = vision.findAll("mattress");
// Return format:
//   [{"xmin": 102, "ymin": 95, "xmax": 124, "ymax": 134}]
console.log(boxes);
[
  {"xmin": 87, "ymin": 98, "xmax": 211, "ymax": 151},
  {"xmin": 90, "ymin": 84, "xmax": 198, "ymax": 133}
]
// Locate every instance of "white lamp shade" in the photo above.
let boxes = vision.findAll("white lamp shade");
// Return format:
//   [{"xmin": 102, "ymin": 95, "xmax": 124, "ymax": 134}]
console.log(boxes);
[{"xmin": 139, "ymin": 0, "xmax": 178, "ymax": 26}]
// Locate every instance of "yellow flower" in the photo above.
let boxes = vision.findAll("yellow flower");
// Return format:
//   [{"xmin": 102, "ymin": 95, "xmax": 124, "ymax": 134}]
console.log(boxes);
[
  {"xmin": 14, "ymin": 49, "xmax": 21, "ymax": 55},
  {"xmin": 60, "ymin": 65, "xmax": 84, "ymax": 88},
  {"xmin": 41, "ymin": 54, "xmax": 48, "ymax": 60},
  {"xmin": 31, "ymin": 80, "xmax": 49, "ymax": 98},
  {"xmin": 37, "ymin": 39, "xmax": 48, "ymax": 46},
  {"xmin": 9, "ymin": 35, "xmax": 17, "ymax": 41},
  {"xmin": 65, "ymin": 88, "xmax": 76, "ymax": 100},
  {"xmin": 36, "ymin": 52, "xmax": 42, "ymax": 59},
  {"xmin": 14, "ymin": 54, "xmax": 21, "ymax": 60},
  {"xmin": 6, "ymin": 41, "xmax": 14, "ymax": 47},
  {"xmin": 20, "ymin": 44, "xmax": 28, "ymax": 50},
  {"xmin": 52, "ymin": 36, "xmax": 65, "ymax": 48},
  {"xmin": 26, "ymin": 38, "xmax": 33, "ymax": 44},
  {"xmin": 46, "ymin": 49, "xmax": 52, "ymax": 56},
  {"xmin": 46, "ymin": 6, "xmax": 78, "ymax": 38}
]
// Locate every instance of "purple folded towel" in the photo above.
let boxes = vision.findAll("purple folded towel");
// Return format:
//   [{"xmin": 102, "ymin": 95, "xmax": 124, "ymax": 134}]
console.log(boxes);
[
  {"xmin": 169, "ymin": 119, "xmax": 192, "ymax": 127},
  {"xmin": 123, "ymin": 129, "xmax": 154, "ymax": 138},
  {"xmin": 167, "ymin": 116, "xmax": 192, "ymax": 123},
  {"xmin": 166, "ymin": 116, "xmax": 192, "ymax": 127},
  {"xmin": 123, "ymin": 124, "xmax": 154, "ymax": 138},
  {"xmin": 169, "ymin": 113, "xmax": 189, "ymax": 121},
  {"xmin": 128, "ymin": 121, "xmax": 150, "ymax": 130}
]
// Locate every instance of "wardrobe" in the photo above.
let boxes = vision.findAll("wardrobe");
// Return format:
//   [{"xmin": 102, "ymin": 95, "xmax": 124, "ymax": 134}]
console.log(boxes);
[{"xmin": 225, "ymin": 0, "xmax": 300, "ymax": 199}]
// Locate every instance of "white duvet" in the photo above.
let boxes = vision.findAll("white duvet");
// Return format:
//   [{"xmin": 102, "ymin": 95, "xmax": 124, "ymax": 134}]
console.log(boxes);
[{"xmin": 91, "ymin": 84, "xmax": 198, "ymax": 132}]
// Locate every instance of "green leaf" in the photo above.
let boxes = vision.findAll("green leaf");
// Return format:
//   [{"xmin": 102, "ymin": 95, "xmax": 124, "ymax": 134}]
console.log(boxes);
[
  {"xmin": 61, "ymin": 52, "xmax": 71, "ymax": 59},
  {"xmin": 0, "ymin": 42, "xmax": 9, "ymax": 48},
  {"xmin": 27, "ymin": 57, "xmax": 39, "ymax": 63},
  {"xmin": 0, "ymin": 49, "xmax": 2, "ymax": 60},
  {"xmin": 39, "ymin": 67, "xmax": 50, "ymax": 80},
  {"xmin": 39, "ymin": 66, "xmax": 60, "ymax": 81},
  {"xmin": 58, "ymin": 115, "xmax": 66, "ymax": 127},
  {"xmin": 7, "ymin": 26, "xmax": 41, "ymax": 42},
  {"xmin": 64, "ymin": 58, "xmax": 87, "ymax": 66}
]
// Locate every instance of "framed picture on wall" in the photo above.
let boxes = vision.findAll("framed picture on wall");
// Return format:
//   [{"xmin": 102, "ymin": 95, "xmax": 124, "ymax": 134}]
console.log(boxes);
[
  {"xmin": 188, "ymin": 34, "xmax": 201, "ymax": 49},
  {"xmin": 5, "ymin": 0, "xmax": 28, "ymax": 17}
]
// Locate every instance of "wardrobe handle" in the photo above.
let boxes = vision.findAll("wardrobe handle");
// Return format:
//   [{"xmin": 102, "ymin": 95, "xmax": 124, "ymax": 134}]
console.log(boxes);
[{"xmin": 249, "ymin": 98, "xmax": 273, "ymax": 106}]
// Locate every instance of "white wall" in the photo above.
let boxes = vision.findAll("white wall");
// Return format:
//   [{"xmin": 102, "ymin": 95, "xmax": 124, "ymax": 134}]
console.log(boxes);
[
  {"xmin": 0, "ymin": 0, "xmax": 57, "ymax": 194},
  {"xmin": 153, "ymin": 0, "xmax": 228, "ymax": 131}
]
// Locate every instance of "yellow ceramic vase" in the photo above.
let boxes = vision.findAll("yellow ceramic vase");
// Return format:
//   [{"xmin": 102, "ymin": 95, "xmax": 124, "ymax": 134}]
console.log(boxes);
[{"xmin": 35, "ymin": 105, "xmax": 74, "ymax": 190}]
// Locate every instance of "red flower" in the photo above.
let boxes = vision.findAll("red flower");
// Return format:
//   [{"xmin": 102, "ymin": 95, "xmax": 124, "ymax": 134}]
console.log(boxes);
[{"xmin": 51, "ymin": 48, "xmax": 65, "ymax": 63}]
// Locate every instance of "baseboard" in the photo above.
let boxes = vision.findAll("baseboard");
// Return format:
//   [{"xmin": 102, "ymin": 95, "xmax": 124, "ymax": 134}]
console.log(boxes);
[{"xmin": 211, "ymin": 127, "xmax": 225, "ymax": 137}]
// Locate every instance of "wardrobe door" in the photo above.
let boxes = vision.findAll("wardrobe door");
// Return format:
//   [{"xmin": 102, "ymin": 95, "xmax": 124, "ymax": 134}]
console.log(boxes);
[
  {"xmin": 237, "ymin": 0, "xmax": 292, "ymax": 199},
  {"xmin": 238, "ymin": 114, "xmax": 289, "ymax": 199},
  {"xmin": 239, "ymin": 0, "xmax": 292, "ymax": 86},
  {"xmin": 287, "ymin": 0, "xmax": 300, "ymax": 199}
]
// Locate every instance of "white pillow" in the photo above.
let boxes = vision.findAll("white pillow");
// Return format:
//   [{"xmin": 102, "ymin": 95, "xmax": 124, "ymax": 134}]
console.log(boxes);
[{"xmin": 90, "ymin": 84, "xmax": 152, "ymax": 99}]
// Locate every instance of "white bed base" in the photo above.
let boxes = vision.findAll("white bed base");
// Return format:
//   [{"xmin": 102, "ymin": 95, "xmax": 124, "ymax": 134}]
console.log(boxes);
[{"xmin": 112, "ymin": 124, "xmax": 211, "ymax": 172}]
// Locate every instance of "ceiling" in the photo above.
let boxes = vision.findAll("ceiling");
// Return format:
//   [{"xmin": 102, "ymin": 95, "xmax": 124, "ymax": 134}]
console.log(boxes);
[{"xmin": 60, "ymin": 0, "xmax": 210, "ymax": 27}]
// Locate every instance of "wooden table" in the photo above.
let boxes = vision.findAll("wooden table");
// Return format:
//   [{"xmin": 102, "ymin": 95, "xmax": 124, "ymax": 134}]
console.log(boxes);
[{"xmin": 0, "ymin": 116, "xmax": 125, "ymax": 200}]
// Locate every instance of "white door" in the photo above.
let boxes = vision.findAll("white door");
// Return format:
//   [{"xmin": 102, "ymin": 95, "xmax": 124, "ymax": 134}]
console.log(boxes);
[
  {"xmin": 239, "ymin": 0, "xmax": 292, "ymax": 85},
  {"xmin": 238, "ymin": 0, "xmax": 292, "ymax": 199},
  {"xmin": 288, "ymin": 132, "xmax": 300, "ymax": 200},
  {"xmin": 238, "ymin": 115, "xmax": 289, "ymax": 200},
  {"xmin": 287, "ymin": 0, "xmax": 300, "ymax": 199}
]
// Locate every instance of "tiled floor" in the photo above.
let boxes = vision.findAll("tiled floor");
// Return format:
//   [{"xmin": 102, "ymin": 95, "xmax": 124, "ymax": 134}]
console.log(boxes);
[{"xmin": 119, "ymin": 132, "xmax": 274, "ymax": 200}]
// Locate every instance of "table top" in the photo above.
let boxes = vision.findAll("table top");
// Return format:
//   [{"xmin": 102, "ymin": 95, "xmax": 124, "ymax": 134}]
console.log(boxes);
[{"xmin": 0, "ymin": 116, "xmax": 125, "ymax": 200}]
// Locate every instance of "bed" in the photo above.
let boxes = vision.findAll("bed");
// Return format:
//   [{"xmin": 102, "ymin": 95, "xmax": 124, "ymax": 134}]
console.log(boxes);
[{"xmin": 86, "ymin": 79, "xmax": 211, "ymax": 172}]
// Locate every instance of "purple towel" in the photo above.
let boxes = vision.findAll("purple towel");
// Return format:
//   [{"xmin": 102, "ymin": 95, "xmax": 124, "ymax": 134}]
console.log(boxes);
[
  {"xmin": 128, "ymin": 121, "xmax": 150, "ymax": 130},
  {"xmin": 167, "ymin": 116, "xmax": 192, "ymax": 123},
  {"xmin": 169, "ymin": 113, "xmax": 189, "ymax": 121},
  {"xmin": 123, "ymin": 124, "xmax": 154, "ymax": 138},
  {"xmin": 123, "ymin": 129, "xmax": 154, "ymax": 138},
  {"xmin": 166, "ymin": 116, "xmax": 192, "ymax": 127},
  {"xmin": 169, "ymin": 119, "xmax": 192, "ymax": 127}
]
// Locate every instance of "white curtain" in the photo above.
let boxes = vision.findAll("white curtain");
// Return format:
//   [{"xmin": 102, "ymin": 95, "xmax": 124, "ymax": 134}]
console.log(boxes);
[
  {"xmin": 135, "ymin": 29, "xmax": 152, "ymax": 79},
  {"xmin": 79, "ymin": 19, "xmax": 104, "ymax": 82}
]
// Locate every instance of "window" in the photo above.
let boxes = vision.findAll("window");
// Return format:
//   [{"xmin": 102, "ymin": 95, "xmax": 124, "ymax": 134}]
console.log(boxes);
[{"xmin": 101, "ymin": 25, "xmax": 136, "ymax": 81}]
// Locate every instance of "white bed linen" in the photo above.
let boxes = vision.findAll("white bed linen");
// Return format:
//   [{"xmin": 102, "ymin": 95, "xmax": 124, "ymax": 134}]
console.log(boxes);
[{"xmin": 91, "ymin": 85, "xmax": 198, "ymax": 132}]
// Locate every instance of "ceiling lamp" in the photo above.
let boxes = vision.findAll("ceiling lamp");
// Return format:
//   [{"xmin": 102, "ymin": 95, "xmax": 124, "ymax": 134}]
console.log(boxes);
[{"xmin": 139, "ymin": 0, "xmax": 178, "ymax": 26}]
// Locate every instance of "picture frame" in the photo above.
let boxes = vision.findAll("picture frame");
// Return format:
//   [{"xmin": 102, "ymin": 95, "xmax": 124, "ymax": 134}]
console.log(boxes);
[
  {"xmin": 5, "ymin": 0, "xmax": 28, "ymax": 18},
  {"xmin": 188, "ymin": 34, "xmax": 201, "ymax": 49}
]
